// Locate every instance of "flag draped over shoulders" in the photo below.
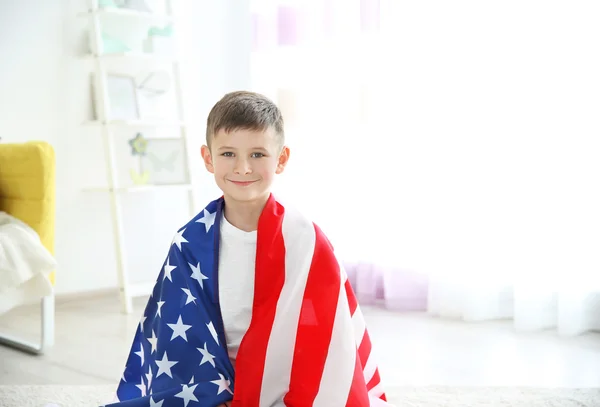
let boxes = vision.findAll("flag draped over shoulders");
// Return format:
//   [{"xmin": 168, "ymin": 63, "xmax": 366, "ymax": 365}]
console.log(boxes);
[{"xmin": 106, "ymin": 194, "xmax": 391, "ymax": 407}]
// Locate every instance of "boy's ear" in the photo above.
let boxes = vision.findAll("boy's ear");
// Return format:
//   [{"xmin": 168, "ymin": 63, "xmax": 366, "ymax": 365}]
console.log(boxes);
[
  {"xmin": 275, "ymin": 146, "xmax": 290, "ymax": 174},
  {"xmin": 201, "ymin": 145, "xmax": 215, "ymax": 173}
]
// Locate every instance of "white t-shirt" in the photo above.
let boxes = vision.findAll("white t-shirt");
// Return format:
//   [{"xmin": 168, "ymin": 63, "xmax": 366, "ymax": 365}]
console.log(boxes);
[{"xmin": 218, "ymin": 213, "xmax": 256, "ymax": 368}]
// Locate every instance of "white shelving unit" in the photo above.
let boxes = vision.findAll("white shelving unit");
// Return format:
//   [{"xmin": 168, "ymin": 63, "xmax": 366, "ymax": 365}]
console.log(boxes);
[
  {"xmin": 78, "ymin": 7, "xmax": 174, "ymax": 22},
  {"xmin": 80, "ymin": 0, "xmax": 195, "ymax": 314}
]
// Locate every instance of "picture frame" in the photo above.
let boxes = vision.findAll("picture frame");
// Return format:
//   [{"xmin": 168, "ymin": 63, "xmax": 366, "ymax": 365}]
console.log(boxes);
[
  {"xmin": 120, "ymin": 0, "xmax": 153, "ymax": 13},
  {"xmin": 105, "ymin": 74, "xmax": 140, "ymax": 121},
  {"xmin": 134, "ymin": 70, "xmax": 177, "ymax": 121}
]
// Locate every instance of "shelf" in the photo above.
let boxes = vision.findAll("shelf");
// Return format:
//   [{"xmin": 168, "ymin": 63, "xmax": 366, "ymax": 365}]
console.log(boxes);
[
  {"xmin": 78, "ymin": 7, "xmax": 174, "ymax": 23},
  {"xmin": 83, "ymin": 119, "xmax": 186, "ymax": 129},
  {"xmin": 83, "ymin": 183, "xmax": 193, "ymax": 193},
  {"xmin": 84, "ymin": 51, "xmax": 176, "ymax": 62}
]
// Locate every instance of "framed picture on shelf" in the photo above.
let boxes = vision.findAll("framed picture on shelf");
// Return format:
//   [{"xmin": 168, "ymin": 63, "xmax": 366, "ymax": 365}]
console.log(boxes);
[
  {"xmin": 106, "ymin": 74, "xmax": 140, "ymax": 121},
  {"xmin": 141, "ymin": 138, "xmax": 188, "ymax": 185},
  {"xmin": 134, "ymin": 69, "xmax": 178, "ymax": 121},
  {"xmin": 110, "ymin": 129, "xmax": 187, "ymax": 188}
]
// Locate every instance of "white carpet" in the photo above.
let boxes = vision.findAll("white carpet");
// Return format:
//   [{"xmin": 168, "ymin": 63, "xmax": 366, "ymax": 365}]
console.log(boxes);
[{"xmin": 0, "ymin": 385, "xmax": 598, "ymax": 407}]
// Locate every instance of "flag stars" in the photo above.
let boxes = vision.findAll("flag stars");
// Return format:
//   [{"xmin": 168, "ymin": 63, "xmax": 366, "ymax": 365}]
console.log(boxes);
[
  {"xmin": 195, "ymin": 209, "xmax": 216, "ymax": 233},
  {"xmin": 181, "ymin": 288, "xmax": 197, "ymax": 305},
  {"xmin": 210, "ymin": 373, "xmax": 233, "ymax": 395},
  {"xmin": 139, "ymin": 315, "xmax": 147, "ymax": 333},
  {"xmin": 163, "ymin": 257, "xmax": 177, "ymax": 282},
  {"xmin": 135, "ymin": 377, "xmax": 146, "ymax": 397},
  {"xmin": 172, "ymin": 228, "xmax": 189, "ymax": 251},
  {"xmin": 189, "ymin": 262, "xmax": 209, "ymax": 289},
  {"xmin": 145, "ymin": 365, "xmax": 153, "ymax": 392},
  {"xmin": 134, "ymin": 343, "xmax": 144, "ymax": 366},
  {"xmin": 197, "ymin": 342, "xmax": 216, "ymax": 368},
  {"xmin": 167, "ymin": 315, "xmax": 193, "ymax": 342},
  {"xmin": 155, "ymin": 352, "xmax": 178, "ymax": 379},
  {"xmin": 156, "ymin": 300, "xmax": 166, "ymax": 318},
  {"xmin": 175, "ymin": 384, "xmax": 199, "ymax": 407},
  {"xmin": 149, "ymin": 396, "xmax": 164, "ymax": 407},
  {"xmin": 147, "ymin": 329, "xmax": 158, "ymax": 354},
  {"xmin": 206, "ymin": 321, "xmax": 219, "ymax": 345}
]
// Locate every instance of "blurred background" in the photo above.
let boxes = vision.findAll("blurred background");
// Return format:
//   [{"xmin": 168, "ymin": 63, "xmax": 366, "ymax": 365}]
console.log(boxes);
[{"xmin": 0, "ymin": 0, "xmax": 599, "ymax": 404}]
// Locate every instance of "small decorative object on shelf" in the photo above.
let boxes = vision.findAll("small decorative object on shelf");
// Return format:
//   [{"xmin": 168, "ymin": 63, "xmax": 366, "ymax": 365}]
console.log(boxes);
[
  {"xmin": 98, "ymin": 0, "xmax": 119, "ymax": 8},
  {"xmin": 129, "ymin": 168, "xmax": 150, "ymax": 185},
  {"xmin": 128, "ymin": 132, "xmax": 148, "ymax": 156},
  {"xmin": 121, "ymin": 0, "xmax": 152, "ymax": 12},
  {"xmin": 144, "ymin": 24, "xmax": 175, "ymax": 56},
  {"xmin": 101, "ymin": 32, "xmax": 130, "ymax": 54}
]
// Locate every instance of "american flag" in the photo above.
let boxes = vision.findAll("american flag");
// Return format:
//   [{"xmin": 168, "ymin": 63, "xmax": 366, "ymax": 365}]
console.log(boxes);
[{"xmin": 107, "ymin": 194, "xmax": 390, "ymax": 407}]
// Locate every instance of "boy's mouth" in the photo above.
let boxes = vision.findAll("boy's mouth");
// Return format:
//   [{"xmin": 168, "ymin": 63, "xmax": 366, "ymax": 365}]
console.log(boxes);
[{"xmin": 228, "ymin": 180, "xmax": 257, "ymax": 187}]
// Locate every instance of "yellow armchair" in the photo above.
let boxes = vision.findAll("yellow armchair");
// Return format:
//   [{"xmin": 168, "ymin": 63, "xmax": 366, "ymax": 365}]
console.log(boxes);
[{"xmin": 0, "ymin": 140, "xmax": 56, "ymax": 354}]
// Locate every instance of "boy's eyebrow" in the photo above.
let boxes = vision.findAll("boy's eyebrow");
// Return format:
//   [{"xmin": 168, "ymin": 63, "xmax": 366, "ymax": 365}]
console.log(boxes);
[{"xmin": 217, "ymin": 146, "xmax": 269, "ymax": 151}]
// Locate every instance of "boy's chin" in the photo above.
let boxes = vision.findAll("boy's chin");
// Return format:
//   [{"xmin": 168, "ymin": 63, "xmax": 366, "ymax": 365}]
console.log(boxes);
[{"xmin": 223, "ymin": 188, "xmax": 270, "ymax": 203}]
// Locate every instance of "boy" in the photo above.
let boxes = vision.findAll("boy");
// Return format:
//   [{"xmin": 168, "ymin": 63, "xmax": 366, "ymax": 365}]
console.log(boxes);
[{"xmin": 108, "ymin": 91, "xmax": 392, "ymax": 406}]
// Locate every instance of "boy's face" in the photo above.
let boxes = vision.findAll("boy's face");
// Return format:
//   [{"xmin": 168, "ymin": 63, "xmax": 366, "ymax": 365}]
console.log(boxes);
[{"xmin": 201, "ymin": 127, "xmax": 290, "ymax": 204}]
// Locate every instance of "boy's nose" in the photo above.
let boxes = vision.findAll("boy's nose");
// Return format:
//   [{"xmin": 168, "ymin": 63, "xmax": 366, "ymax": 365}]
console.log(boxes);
[{"xmin": 233, "ymin": 158, "xmax": 252, "ymax": 174}]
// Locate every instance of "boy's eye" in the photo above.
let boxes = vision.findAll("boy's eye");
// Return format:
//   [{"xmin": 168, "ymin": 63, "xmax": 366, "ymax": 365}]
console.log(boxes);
[
  {"xmin": 221, "ymin": 152, "xmax": 234, "ymax": 157},
  {"xmin": 251, "ymin": 152, "xmax": 265, "ymax": 158}
]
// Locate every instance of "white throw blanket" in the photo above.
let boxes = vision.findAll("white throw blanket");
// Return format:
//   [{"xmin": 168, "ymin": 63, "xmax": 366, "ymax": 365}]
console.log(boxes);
[{"xmin": 0, "ymin": 212, "xmax": 56, "ymax": 315}]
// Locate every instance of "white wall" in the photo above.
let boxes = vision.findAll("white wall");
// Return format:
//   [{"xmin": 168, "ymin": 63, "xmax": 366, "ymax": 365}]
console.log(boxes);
[{"xmin": 0, "ymin": 0, "xmax": 251, "ymax": 295}]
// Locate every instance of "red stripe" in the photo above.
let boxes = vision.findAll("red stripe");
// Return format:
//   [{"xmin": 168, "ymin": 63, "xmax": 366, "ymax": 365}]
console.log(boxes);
[
  {"xmin": 284, "ymin": 224, "xmax": 340, "ymax": 406},
  {"xmin": 345, "ymin": 279, "xmax": 358, "ymax": 316},
  {"xmin": 366, "ymin": 368, "xmax": 381, "ymax": 391},
  {"xmin": 232, "ymin": 196, "xmax": 286, "ymax": 406},
  {"xmin": 357, "ymin": 329, "xmax": 372, "ymax": 369},
  {"xmin": 345, "ymin": 349, "xmax": 370, "ymax": 407}
]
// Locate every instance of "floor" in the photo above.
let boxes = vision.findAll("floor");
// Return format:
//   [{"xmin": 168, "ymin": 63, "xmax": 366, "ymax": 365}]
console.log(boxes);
[{"xmin": 1, "ymin": 293, "xmax": 599, "ymax": 388}]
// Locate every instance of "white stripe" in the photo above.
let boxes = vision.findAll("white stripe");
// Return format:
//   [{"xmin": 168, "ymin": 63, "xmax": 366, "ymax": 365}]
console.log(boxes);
[
  {"xmin": 363, "ymin": 352, "xmax": 378, "ymax": 385},
  {"xmin": 368, "ymin": 382, "xmax": 385, "ymax": 399},
  {"xmin": 313, "ymin": 259, "xmax": 356, "ymax": 407},
  {"xmin": 370, "ymin": 398, "xmax": 392, "ymax": 407},
  {"xmin": 259, "ymin": 206, "xmax": 315, "ymax": 407},
  {"xmin": 353, "ymin": 307, "xmax": 366, "ymax": 348},
  {"xmin": 340, "ymin": 263, "xmax": 349, "ymax": 283},
  {"xmin": 339, "ymin": 259, "xmax": 364, "ymax": 347}
]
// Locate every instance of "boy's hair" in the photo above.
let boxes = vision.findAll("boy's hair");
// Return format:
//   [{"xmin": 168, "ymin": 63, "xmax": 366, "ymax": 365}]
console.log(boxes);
[{"xmin": 205, "ymin": 91, "xmax": 285, "ymax": 149}]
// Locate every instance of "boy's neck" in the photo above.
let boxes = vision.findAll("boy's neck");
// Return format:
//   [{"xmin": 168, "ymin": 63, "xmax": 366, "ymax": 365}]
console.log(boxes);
[{"xmin": 223, "ymin": 193, "xmax": 270, "ymax": 232}]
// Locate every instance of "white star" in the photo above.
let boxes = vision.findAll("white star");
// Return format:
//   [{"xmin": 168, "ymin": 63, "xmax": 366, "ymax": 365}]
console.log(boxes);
[
  {"xmin": 172, "ymin": 228, "xmax": 189, "ymax": 251},
  {"xmin": 121, "ymin": 372, "xmax": 127, "ymax": 383},
  {"xmin": 163, "ymin": 257, "xmax": 177, "ymax": 282},
  {"xmin": 189, "ymin": 375, "xmax": 195, "ymax": 384},
  {"xmin": 145, "ymin": 365, "xmax": 153, "ymax": 392},
  {"xmin": 139, "ymin": 315, "xmax": 147, "ymax": 333},
  {"xmin": 189, "ymin": 262, "xmax": 209, "ymax": 289},
  {"xmin": 135, "ymin": 377, "xmax": 146, "ymax": 396},
  {"xmin": 149, "ymin": 396, "xmax": 164, "ymax": 407},
  {"xmin": 181, "ymin": 288, "xmax": 197, "ymax": 305},
  {"xmin": 134, "ymin": 343, "xmax": 144, "ymax": 366},
  {"xmin": 210, "ymin": 373, "xmax": 233, "ymax": 395},
  {"xmin": 156, "ymin": 300, "xmax": 166, "ymax": 317},
  {"xmin": 195, "ymin": 209, "xmax": 216, "ymax": 232},
  {"xmin": 175, "ymin": 384, "xmax": 199, "ymax": 407},
  {"xmin": 147, "ymin": 329, "xmax": 158, "ymax": 354},
  {"xmin": 197, "ymin": 342, "xmax": 216, "ymax": 368},
  {"xmin": 155, "ymin": 351, "xmax": 178, "ymax": 379},
  {"xmin": 167, "ymin": 315, "xmax": 192, "ymax": 342},
  {"xmin": 206, "ymin": 321, "xmax": 219, "ymax": 345}
]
